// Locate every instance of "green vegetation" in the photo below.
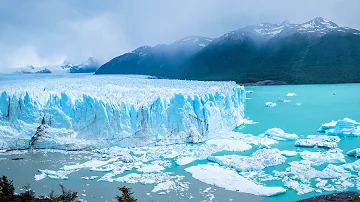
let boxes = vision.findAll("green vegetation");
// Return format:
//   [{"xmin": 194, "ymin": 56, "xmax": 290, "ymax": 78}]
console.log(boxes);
[
  {"xmin": 116, "ymin": 186, "xmax": 137, "ymax": 202},
  {"xmin": 0, "ymin": 175, "xmax": 78, "ymax": 202},
  {"xmin": 0, "ymin": 175, "xmax": 139, "ymax": 202}
]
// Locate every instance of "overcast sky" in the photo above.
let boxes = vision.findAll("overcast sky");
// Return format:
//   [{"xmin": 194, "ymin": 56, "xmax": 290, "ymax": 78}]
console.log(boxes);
[{"xmin": 0, "ymin": 0, "xmax": 359, "ymax": 70}]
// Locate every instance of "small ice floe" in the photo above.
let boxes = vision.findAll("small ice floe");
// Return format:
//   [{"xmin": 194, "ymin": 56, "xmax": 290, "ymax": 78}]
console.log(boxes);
[
  {"xmin": 151, "ymin": 181, "xmax": 176, "ymax": 193},
  {"xmin": 274, "ymin": 160, "xmax": 354, "ymax": 195},
  {"xmin": 243, "ymin": 119, "xmax": 258, "ymax": 125},
  {"xmin": 341, "ymin": 159, "xmax": 360, "ymax": 172},
  {"xmin": 295, "ymin": 135, "xmax": 340, "ymax": 149},
  {"xmin": 246, "ymin": 90, "xmax": 254, "ymax": 94},
  {"xmin": 38, "ymin": 169, "xmax": 69, "ymax": 180},
  {"xmin": 318, "ymin": 118, "xmax": 360, "ymax": 136},
  {"xmin": 286, "ymin": 93, "xmax": 296, "ymax": 97},
  {"xmin": 280, "ymin": 150, "xmax": 298, "ymax": 157},
  {"xmin": 278, "ymin": 99, "xmax": 291, "ymax": 103},
  {"xmin": 265, "ymin": 102, "xmax": 276, "ymax": 107},
  {"xmin": 81, "ymin": 176, "xmax": 98, "ymax": 180},
  {"xmin": 259, "ymin": 128, "xmax": 298, "ymax": 141},
  {"xmin": 185, "ymin": 164, "xmax": 286, "ymax": 196},
  {"xmin": 299, "ymin": 149, "xmax": 346, "ymax": 164},
  {"xmin": 205, "ymin": 139, "xmax": 252, "ymax": 152},
  {"xmin": 62, "ymin": 158, "xmax": 119, "ymax": 171},
  {"xmin": 161, "ymin": 151, "xmax": 180, "ymax": 159},
  {"xmin": 208, "ymin": 148, "xmax": 287, "ymax": 172},
  {"xmin": 137, "ymin": 164, "xmax": 165, "ymax": 173},
  {"xmin": 176, "ymin": 157, "xmax": 196, "ymax": 166},
  {"xmin": 34, "ymin": 173, "xmax": 47, "ymax": 181},
  {"xmin": 346, "ymin": 148, "xmax": 360, "ymax": 158}
]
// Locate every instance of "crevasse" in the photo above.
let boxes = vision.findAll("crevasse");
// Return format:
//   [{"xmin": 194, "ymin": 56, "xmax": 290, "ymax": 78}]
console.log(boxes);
[{"xmin": 0, "ymin": 75, "xmax": 245, "ymax": 150}]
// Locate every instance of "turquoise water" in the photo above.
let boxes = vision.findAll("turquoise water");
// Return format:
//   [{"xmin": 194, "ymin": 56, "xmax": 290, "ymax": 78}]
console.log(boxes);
[
  {"xmin": 1, "ymin": 83, "xmax": 360, "ymax": 201},
  {"xmin": 242, "ymin": 84, "xmax": 360, "ymax": 202}
]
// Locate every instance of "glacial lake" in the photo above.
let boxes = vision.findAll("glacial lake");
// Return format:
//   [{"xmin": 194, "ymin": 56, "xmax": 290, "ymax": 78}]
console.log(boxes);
[{"xmin": 1, "ymin": 81, "xmax": 360, "ymax": 202}]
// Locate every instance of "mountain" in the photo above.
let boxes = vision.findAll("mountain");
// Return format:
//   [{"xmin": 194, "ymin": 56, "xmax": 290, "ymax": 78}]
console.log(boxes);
[
  {"xmin": 69, "ymin": 57, "xmax": 101, "ymax": 73},
  {"xmin": 13, "ymin": 57, "xmax": 101, "ymax": 74},
  {"xmin": 95, "ymin": 36, "xmax": 213, "ymax": 77},
  {"xmin": 96, "ymin": 18, "xmax": 360, "ymax": 84}
]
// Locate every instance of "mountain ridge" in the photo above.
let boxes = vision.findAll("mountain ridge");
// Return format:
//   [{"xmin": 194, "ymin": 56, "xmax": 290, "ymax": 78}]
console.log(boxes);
[{"xmin": 96, "ymin": 18, "xmax": 360, "ymax": 84}]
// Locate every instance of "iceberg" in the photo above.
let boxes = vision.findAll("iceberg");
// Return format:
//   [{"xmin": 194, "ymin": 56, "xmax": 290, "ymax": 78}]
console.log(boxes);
[
  {"xmin": 185, "ymin": 164, "xmax": 286, "ymax": 196},
  {"xmin": 286, "ymin": 93, "xmax": 296, "ymax": 97},
  {"xmin": 265, "ymin": 102, "xmax": 276, "ymax": 107},
  {"xmin": 0, "ymin": 75, "xmax": 245, "ymax": 149},
  {"xmin": 259, "ymin": 128, "xmax": 298, "ymax": 141},
  {"xmin": 274, "ymin": 160, "xmax": 355, "ymax": 195},
  {"xmin": 299, "ymin": 150, "xmax": 346, "ymax": 164},
  {"xmin": 208, "ymin": 149, "xmax": 287, "ymax": 172},
  {"xmin": 176, "ymin": 156, "xmax": 196, "ymax": 166},
  {"xmin": 341, "ymin": 160, "xmax": 360, "ymax": 172},
  {"xmin": 295, "ymin": 135, "xmax": 340, "ymax": 149},
  {"xmin": 318, "ymin": 118, "xmax": 360, "ymax": 136},
  {"xmin": 347, "ymin": 148, "xmax": 360, "ymax": 158}
]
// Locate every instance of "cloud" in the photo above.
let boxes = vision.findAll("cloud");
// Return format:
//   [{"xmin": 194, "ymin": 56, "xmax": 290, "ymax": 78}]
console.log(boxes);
[{"xmin": 0, "ymin": 0, "xmax": 359, "ymax": 70}]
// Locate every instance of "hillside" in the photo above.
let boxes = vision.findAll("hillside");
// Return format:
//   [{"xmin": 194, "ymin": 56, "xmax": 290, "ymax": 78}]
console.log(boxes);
[{"xmin": 96, "ymin": 18, "xmax": 360, "ymax": 84}]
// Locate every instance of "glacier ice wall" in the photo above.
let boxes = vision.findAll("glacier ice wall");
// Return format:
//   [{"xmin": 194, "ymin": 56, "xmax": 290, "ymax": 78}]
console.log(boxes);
[{"xmin": 0, "ymin": 75, "xmax": 245, "ymax": 149}]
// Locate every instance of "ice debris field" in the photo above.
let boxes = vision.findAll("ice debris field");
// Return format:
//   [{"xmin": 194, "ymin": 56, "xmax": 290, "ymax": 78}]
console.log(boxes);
[{"xmin": 1, "ymin": 75, "xmax": 360, "ymax": 200}]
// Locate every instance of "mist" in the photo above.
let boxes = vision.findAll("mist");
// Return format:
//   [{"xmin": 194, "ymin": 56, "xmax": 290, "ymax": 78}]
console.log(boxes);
[{"xmin": 0, "ymin": 0, "xmax": 359, "ymax": 70}]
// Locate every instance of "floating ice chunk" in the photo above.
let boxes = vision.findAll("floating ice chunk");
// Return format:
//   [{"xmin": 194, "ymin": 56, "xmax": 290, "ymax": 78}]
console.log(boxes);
[
  {"xmin": 81, "ymin": 176, "xmax": 98, "ymax": 180},
  {"xmin": 315, "ymin": 178, "xmax": 328, "ymax": 188},
  {"xmin": 161, "ymin": 151, "xmax": 180, "ymax": 159},
  {"xmin": 160, "ymin": 151, "xmax": 178, "ymax": 160},
  {"xmin": 62, "ymin": 158, "xmax": 118, "ymax": 171},
  {"xmin": 137, "ymin": 164, "xmax": 165, "ymax": 173},
  {"xmin": 185, "ymin": 164, "xmax": 286, "ymax": 196},
  {"xmin": 208, "ymin": 149, "xmax": 286, "ymax": 172},
  {"xmin": 34, "ymin": 173, "xmax": 47, "ymax": 181},
  {"xmin": 38, "ymin": 169, "xmax": 69, "ymax": 180},
  {"xmin": 318, "ymin": 121, "xmax": 337, "ymax": 132},
  {"xmin": 318, "ymin": 118, "xmax": 360, "ymax": 136},
  {"xmin": 295, "ymin": 135, "xmax": 340, "ymax": 149},
  {"xmin": 176, "ymin": 157, "xmax": 196, "ymax": 166},
  {"xmin": 243, "ymin": 119, "xmax": 258, "ymax": 125},
  {"xmin": 94, "ymin": 147, "xmax": 133, "ymax": 162},
  {"xmin": 260, "ymin": 128, "xmax": 298, "ymax": 141},
  {"xmin": 246, "ymin": 90, "xmax": 254, "ymax": 93},
  {"xmin": 284, "ymin": 180, "xmax": 314, "ymax": 195},
  {"xmin": 274, "ymin": 160, "xmax": 353, "ymax": 195},
  {"xmin": 347, "ymin": 148, "xmax": 360, "ymax": 158},
  {"xmin": 265, "ymin": 102, "xmax": 276, "ymax": 107},
  {"xmin": 280, "ymin": 150, "xmax": 298, "ymax": 157},
  {"xmin": 286, "ymin": 93, "xmax": 296, "ymax": 97},
  {"xmin": 259, "ymin": 136, "xmax": 278, "ymax": 148},
  {"xmin": 205, "ymin": 139, "xmax": 252, "ymax": 152},
  {"xmin": 278, "ymin": 99, "xmax": 291, "ymax": 103},
  {"xmin": 151, "ymin": 181, "xmax": 175, "ymax": 193},
  {"xmin": 300, "ymin": 150, "xmax": 345, "ymax": 164},
  {"xmin": 341, "ymin": 160, "xmax": 360, "ymax": 172}
]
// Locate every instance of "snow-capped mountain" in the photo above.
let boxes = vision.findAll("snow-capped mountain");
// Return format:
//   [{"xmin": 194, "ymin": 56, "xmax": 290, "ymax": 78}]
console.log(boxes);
[
  {"xmin": 14, "ymin": 65, "xmax": 66, "ymax": 74},
  {"xmin": 217, "ymin": 17, "xmax": 360, "ymax": 43},
  {"xmin": 172, "ymin": 36, "xmax": 213, "ymax": 48},
  {"xmin": 12, "ymin": 57, "xmax": 101, "ymax": 74},
  {"xmin": 130, "ymin": 36, "xmax": 213, "ymax": 57},
  {"xmin": 69, "ymin": 57, "xmax": 100, "ymax": 73},
  {"xmin": 97, "ymin": 17, "xmax": 360, "ymax": 84}
]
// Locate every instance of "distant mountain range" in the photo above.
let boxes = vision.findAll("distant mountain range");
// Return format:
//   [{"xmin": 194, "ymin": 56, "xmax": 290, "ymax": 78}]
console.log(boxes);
[
  {"xmin": 14, "ymin": 57, "xmax": 100, "ymax": 74},
  {"xmin": 96, "ymin": 17, "xmax": 360, "ymax": 84}
]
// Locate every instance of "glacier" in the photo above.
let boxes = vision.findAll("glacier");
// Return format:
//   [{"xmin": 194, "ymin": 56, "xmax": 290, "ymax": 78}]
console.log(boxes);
[{"xmin": 0, "ymin": 75, "xmax": 245, "ymax": 150}]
